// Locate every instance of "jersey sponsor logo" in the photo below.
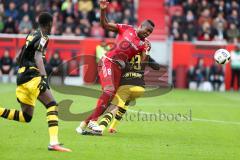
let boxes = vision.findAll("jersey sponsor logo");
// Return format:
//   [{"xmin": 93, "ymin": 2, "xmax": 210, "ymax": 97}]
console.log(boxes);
[
  {"xmin": 123, "ymin": 72, "xmax": 142, "ymax": 78},
  {"xmin": 120, "ymin": 40, "xmax": 131, "ymax": 50},
  {"xmin": 124, "ymin": 37, "xmax": 138, "ymax": 51}
]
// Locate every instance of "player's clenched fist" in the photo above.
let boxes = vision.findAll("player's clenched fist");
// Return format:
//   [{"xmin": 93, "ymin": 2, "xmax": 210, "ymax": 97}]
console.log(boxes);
[{"xmin": 99, "ymin": 0, "xmax": 109, "ymax": 10}]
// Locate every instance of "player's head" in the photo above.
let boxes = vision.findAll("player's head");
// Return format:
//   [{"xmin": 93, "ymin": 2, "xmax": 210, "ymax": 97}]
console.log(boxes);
[
  {"xmin": 38, "ymin": 12, "xmax": 53, "ymax": 35},
  {"xmin": 137, "ymin": 20, "xmax": 155, "ymax": 39}
]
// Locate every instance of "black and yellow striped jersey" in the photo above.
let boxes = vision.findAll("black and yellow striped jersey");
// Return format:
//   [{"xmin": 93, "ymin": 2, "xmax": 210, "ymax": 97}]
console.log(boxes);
[
  {"xmin": 16, "ymin": 29, "xmax": 49, "ymax": 85},
  {"xmin": 120, "ymin": 54, "xmax": 160, "ymax": 87}
]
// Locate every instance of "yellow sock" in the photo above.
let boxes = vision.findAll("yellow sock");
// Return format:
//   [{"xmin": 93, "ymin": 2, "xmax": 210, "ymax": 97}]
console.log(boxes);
[
  {"xmin": 47, "ymin": 106, "xmax": 59, "ymax": 145},
  {"xmin": 0, "ymin": 107, "xmax": 4, "ymax": 116},
  {"xmin": 99, "ymin": 113, "xmax": 113, "ymax": 132},
  {"xmin": 109, "ymin": 118, "xmax": 120, "ymax": 130},
  {"xmin": 0, "ymin": 107, "xmax": 30, "ymax": 122},
  {"xmin": 49, "ymin": 127, "xmax": 58, "ymax": 145},
  {"xmin": 109, "ymin": 107, "xmax": 127, "ymax": 131}
]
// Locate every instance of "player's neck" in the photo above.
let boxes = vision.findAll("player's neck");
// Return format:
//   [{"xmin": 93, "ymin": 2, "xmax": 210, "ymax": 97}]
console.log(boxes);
[{"xmin": 39, "ymin": 27, "xmax": 48, "ymax": 36}]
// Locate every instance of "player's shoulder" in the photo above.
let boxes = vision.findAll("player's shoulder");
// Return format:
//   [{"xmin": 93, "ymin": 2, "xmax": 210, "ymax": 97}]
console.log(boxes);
[
  {"xmin": 35, "ymin": 29, "xmax": 49, "ymax": 46},
  {"xmin": 27, "ymin": 29, "xmax": 48, "ymax": 43},
  {"xmin": 25, "ymin": 30, "xmax": 38, "ymax": 42},
  {"xmin": 34, "ymin": 29, "xmax": 49, "ymax": 40},
  {"xmin": 25, "ymin": 29, "xmax": 49, "ymax": 51},
  {"xmin": 37, "ymin": 29, "xmax": 49, "ymax": 41}
]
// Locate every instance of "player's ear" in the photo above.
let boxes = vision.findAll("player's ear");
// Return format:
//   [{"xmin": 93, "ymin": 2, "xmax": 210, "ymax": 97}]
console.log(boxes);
[{"xmin": 48, "ymin": 23, "xmax": 51, "ymax": 28}]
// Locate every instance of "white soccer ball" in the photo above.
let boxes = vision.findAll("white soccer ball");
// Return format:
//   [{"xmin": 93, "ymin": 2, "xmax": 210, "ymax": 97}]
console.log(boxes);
[{"xmin": 214, "ymin": 49, "xmax": 231, "ymax": 64}]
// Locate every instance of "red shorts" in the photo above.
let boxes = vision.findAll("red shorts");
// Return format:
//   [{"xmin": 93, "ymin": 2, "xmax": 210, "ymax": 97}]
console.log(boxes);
[{"xmin": 98, "ymin": 57, "xmax": 122, "ymax": 92}]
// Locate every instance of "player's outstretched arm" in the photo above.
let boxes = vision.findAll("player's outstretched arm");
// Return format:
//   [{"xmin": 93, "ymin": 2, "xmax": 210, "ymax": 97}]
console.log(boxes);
[
  {"xmin": 148, "ymin": 56, "xmax": 160, "ymax": 70},
  {"xmin": 100, "ymin": 0, "xmax": 118, "ymax": 32}
]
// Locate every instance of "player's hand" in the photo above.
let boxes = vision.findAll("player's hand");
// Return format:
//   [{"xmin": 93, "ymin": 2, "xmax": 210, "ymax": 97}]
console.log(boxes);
[
  {"xmin": 38, "ymin": 75, "xmax": 50, "ymax": 93},
  {"xmin": 144, "ymin": 40, "xmax": 151, "ymax": 55},
  {"xmin": 99, "ymin": 0, "xmax": 109, "ymax": 10}
]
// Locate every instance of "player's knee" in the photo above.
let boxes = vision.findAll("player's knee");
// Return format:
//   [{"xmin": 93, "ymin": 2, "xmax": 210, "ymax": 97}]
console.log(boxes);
[{"xmin": 23, "ymin": 112, "xmax": 33, "ymax": 123}]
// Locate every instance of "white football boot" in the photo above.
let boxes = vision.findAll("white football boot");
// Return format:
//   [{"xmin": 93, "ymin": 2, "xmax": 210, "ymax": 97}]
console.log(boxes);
[
  {"xmin": 88, "ymin": 120, "xmax": 103, "ymax": 135},
  {"xmin": 76, "ymin": 121, "xmax": 87, "ymax": 134}
]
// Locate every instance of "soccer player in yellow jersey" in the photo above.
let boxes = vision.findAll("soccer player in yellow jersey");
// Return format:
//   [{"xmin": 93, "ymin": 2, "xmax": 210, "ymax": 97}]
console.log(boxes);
[{"xmin": 0, "ymin": 12, "xmax": 71, "ymax": 152}]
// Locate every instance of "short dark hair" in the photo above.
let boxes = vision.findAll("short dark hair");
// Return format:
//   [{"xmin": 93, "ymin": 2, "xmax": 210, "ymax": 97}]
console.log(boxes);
[
  {"xmin": 38, "ymin": 12, "xmax": 53, "ymax": 27},
  {"xmin": 144, "ymin": 20, "xmax": 155, "ymax": 27}
]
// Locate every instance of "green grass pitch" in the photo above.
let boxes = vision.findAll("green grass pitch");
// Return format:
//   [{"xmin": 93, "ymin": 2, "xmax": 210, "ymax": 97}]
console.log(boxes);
[{"xmin": 0, "ymin": 83, "xmax": 240, "ymax": 160}]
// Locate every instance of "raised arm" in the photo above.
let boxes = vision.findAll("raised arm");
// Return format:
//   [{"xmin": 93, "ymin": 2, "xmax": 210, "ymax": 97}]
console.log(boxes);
[{"xmin": 100, "ymin": 0, "xmax": 118, "ymax": 32}]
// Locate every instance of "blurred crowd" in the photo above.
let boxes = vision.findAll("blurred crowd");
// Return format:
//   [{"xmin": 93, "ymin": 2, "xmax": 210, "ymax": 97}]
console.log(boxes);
[
  {"xmin": 186, "ymin": 58, "xmax": 225, "ymax": 91},
  {"xmin": 166, "ymin": 0, "xmax": 240, "ymax": 42},
  {"xmin": 183, "ymin": 44, "xmax": 240, "ymax": 91},
  {"xmin": 0, "ymin": 48, "xmax": 81, "ymax": 83},
  {"xmin": 0, "ymin": 0, "xmax": 136, "ymax": 37}
]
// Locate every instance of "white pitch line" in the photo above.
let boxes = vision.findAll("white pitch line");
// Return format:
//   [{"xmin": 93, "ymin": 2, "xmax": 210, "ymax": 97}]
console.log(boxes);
[
  {"xmin": 192, "ymin": 118, "xmax": 240, "ymax": 125},
  {"xmin": 128, "ymin": 109, "xmax": 240, "ymax": 125}
]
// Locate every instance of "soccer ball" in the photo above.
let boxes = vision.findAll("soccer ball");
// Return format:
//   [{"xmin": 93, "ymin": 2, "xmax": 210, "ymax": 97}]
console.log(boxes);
[{"xmin": 214, "ymin": 49, "xmax": 231, "ymax": 64}]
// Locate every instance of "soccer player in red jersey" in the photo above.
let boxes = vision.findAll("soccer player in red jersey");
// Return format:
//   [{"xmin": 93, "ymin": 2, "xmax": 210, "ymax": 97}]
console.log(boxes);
[{"xmin": 77, "ymin": 0, "xmax": 155, "ymax": 132}]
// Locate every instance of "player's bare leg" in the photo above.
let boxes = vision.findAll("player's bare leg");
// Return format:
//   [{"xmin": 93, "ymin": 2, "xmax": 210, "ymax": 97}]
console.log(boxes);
[{"xmin": 38, "ymin": 89, "xmax": 72, "ymax": 152}]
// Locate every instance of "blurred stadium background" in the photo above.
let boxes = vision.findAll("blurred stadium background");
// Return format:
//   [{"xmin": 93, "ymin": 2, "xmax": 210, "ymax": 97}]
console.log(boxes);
[{"xmin": 0, "ymin": 0, "xmax": 239, "ymax": 91}]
